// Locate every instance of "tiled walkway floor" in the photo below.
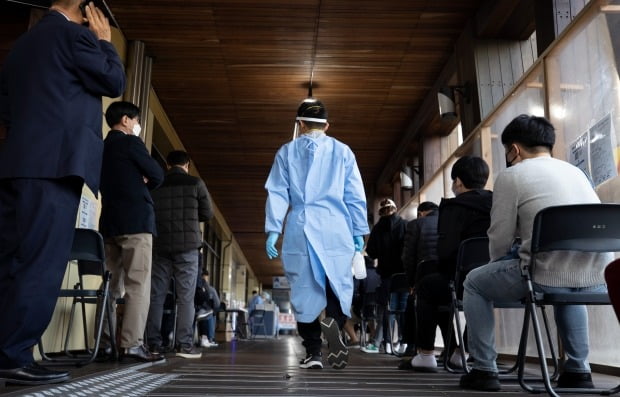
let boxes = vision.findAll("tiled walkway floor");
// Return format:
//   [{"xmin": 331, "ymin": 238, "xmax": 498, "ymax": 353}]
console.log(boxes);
[{"xmin": 2, "ymin": 336, "xmax": 619, "ymax": 396}]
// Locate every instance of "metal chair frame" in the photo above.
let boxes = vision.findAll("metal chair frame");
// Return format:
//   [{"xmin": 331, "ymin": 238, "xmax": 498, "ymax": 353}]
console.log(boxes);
[
  {"xmin": 38, "ymin": 228, "xmax": 115, "ymax": 366},
  {"xmin": 445, "ymin": 237, "xmax": 559, "ymax": 381},
  {"xmin": 517, "ymin": 204, "xmax": 620, "ymax": 396}
]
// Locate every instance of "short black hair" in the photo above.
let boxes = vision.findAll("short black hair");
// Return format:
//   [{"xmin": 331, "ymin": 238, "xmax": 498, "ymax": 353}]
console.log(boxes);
[
  {"xmin": 418, "ymin": 201, "xmax": 438, "ymax": 213},
  {"xmin": 105, "ymin": 101, "xmax": 140, "ymax": 129},
  {"xmin": 501, "ymin": 114, "xmax": 555, "ymax": 150},
  {"xmin": 167, "ymin": 150, "xmax": 190, "ymax": 166},
  {"xmin": 297, "ymin": 98, "xmax": 328, "ymax": 129},
  {"xmin": 202, "ymin": 269, "xmax": 209, "ymax": 276},
  {"xmin": 451, "ymin": 156, "xmax": 489, "ymax": 189}
]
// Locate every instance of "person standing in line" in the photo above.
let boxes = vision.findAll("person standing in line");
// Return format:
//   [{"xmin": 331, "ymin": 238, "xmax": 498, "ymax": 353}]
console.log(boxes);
[
  {"xmin": 0, "ymin": 0, "xmax": 124, "ymax": 385},
  {"xmin": 99, "ymin": 101, "xmax": 164, "ymax": 362},
  {"xmin": 460, "ymin": 115, "xmax": 611, "ymax": 391},
  {"xmin": 146, "ymin": 150, "xmax": 213, "ymax": 359},
  {"xmin": 265, "ymin": 98, "xmax": 369, "ymax": 369}
]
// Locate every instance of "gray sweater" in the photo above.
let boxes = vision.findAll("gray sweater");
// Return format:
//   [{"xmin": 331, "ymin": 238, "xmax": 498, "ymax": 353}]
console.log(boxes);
[{"xmin": 488, "ymin": 156, "xmax": 610, "ymax": 288}]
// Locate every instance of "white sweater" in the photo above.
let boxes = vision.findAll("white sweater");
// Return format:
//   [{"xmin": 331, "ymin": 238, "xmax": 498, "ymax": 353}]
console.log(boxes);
[{"xmin": 488, "ymin": 156, "xmax": 609, "ymax": 287}]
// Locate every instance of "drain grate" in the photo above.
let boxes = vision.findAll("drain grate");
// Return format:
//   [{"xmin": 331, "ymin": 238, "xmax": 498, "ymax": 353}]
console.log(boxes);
[{"xmin": 21, "ymin": 367, "xmax": 178, "ymax": 397}]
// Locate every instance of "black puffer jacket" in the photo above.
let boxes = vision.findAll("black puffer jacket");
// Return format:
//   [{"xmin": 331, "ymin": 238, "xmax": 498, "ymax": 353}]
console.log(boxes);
[
  {"xmin": 401, "ymin": 209, "xmax": 439, "ymax": 286},
  {"xmin": 437, "ymin": 189, "xmax": 492, "ymax": 277},
  {"xmin": 366, "ymin": 213, "xmax": 407, "ymax": 279},
  {"xmin": 152, "ymin": 167, "xmax": 213, "ymax": 254}
]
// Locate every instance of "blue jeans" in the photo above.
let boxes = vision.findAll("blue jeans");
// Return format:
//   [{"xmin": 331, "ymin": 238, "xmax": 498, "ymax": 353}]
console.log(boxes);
[
  {"xmin": 463, "ymin": 258, "xmax": 606, "ymax": 373},
  {"xmin": 389, "ymin": 291, "xmax": 408, "ymax": 343}
]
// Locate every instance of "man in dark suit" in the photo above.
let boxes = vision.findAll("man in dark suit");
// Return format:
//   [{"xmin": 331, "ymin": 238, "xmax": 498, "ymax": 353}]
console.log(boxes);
[
  {"xmin": 99, "ymin": 101, "xmax": 164, "ymax": 362},
  {"xmin": 0, "ymin": 0, "xmax": 125, "ymax": 385}
]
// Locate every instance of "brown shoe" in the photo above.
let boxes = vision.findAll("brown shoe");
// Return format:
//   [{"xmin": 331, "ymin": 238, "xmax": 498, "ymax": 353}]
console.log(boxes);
[{"xmin": 120, "ymin": 344, "xmax": 164, "ymax": 362}]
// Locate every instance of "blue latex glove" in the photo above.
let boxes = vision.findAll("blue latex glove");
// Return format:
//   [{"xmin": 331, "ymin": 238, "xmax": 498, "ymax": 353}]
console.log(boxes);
[
  {"xmin": 353, "ymin": 235, "xmax": 364, "ymax": 252},
  {"xmin": 266, "ymin": 232, "xmax": 280, "ymax": 259}
]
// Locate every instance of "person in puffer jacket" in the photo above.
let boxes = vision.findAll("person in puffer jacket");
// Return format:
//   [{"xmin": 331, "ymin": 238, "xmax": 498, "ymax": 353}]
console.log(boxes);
[{"xmin": 146, "ymin": 150, "xmax": 213, "ymax": 359}]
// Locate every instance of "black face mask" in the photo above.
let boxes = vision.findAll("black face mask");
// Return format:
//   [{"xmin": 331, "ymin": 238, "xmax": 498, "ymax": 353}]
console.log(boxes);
[{"xmin": 505, "ymin": 147, "xmax": 518, "ymax": 168}]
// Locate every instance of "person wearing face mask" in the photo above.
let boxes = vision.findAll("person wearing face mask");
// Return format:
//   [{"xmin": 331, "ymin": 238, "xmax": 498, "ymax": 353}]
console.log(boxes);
[
  {"xmin": 460, "ymin": 115, "xmax": 610, "ymax": 391},
  {"xmin": 265, "ymin": 98, "xmax": 369, "ymax": 370},
  {"xmin": 98, "ymin": 100, "xmax": 164, "ymax": 362},
  {"xmin": 410, "ymin": 156, "xmax": 492, "ymax": 372}
]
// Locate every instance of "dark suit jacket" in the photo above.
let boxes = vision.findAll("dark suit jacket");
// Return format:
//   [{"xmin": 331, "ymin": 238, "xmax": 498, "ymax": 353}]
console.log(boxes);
[
  {"xmin": 99, "ymin": 130, "xmax": 164, "ymax": 238},
  {"xmin": 0, "ymin": 11, "xmax": 125, "ymax": 193}
]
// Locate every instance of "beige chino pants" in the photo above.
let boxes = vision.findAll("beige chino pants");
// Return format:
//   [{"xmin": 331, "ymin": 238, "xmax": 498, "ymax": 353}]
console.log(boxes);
[{"xmin": 103, "ymin": 233, "xmax": 153, "ymax": 349}]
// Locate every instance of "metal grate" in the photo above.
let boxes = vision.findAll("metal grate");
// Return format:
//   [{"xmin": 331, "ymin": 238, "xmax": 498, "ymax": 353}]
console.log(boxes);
[{"xmin": 20, "ymin": 367, "xmax": 178, "ymax": 397}]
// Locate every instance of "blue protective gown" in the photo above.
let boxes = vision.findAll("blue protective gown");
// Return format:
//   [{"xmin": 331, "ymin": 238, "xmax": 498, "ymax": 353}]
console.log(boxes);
[{"xmin": 265, "ymin": 133, "xmax": 369, "ymax": 323}]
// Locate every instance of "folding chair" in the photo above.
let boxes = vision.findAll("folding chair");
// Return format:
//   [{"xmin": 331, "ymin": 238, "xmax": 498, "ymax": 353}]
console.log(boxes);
[
  {"xmin": 517, "ymin": 204, "xmax": 620, "ymax": 396},
  {"xmin": 38, "ymin": 228, "xmax": 115, "ymax": 366},
  {"xmin": 387, "ymin": 272, "xmax": 408, "ymax": 355},
  {"xmin": 445, "ymin": 237, "xmax": 490, "ymax": 372},
  {"xmin": 250, "ymin": 304, "xmax": 267, "ymax": 339},
  {"xmin": 445, "ymin": 237, "xmax": 558, "ymax": 377}
]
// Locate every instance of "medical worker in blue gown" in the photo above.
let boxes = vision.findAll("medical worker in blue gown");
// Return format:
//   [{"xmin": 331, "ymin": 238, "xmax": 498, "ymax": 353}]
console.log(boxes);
[{"xmin": 265, "ymin": 98, "xmax": 369, "ymax": 370}]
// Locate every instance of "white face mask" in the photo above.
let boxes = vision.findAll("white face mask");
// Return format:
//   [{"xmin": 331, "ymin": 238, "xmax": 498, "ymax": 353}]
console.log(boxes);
[{"xmin": 132, "ymin": 123, "xmax": 142, "ymax": 137}]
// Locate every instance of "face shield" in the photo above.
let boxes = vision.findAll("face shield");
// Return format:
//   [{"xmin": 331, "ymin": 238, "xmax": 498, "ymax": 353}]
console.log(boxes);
[{"xmin": 292, "ymin": 116, "xmax": 328, "ymax": 140}]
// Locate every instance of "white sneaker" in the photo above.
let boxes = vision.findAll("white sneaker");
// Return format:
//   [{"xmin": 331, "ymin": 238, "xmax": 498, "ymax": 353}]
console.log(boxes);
[
  {"xmin": 384, "ymin": 342, "xmax": 393, "ymax": 355},
  {"xmin": 448, "ymin": 349, "xmax": 468, "ymax": 369},
  {"xmin": 397, "ymin": 343, "xmax": 408, "ymax": 355},
  {"xmin": 200, "ymin": 336, "xmax": 212, "ymax": 348},
  {"xmin": 411, "ymin": 353, "xmax": 438, "ymax": 372}
]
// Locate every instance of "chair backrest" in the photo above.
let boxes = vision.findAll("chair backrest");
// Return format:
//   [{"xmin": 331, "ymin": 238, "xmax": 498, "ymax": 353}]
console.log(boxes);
[
  {"xmin": 531, "ymin": 204, "xmax": 620, "ymax": 254},
  {"xmin": 454, "ymin": 237, "xmax": 490, "ymax": 298},
  {"xmin": 70, "ymin": 229, "xmax": 105, "ymax": 277}
]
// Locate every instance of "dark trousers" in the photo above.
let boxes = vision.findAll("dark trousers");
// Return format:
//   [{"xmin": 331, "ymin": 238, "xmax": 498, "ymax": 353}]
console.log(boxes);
[
  {"xmin": 297, "ymin": 278, "xmax": 346, "ymax": 356},
  {"xmin": 415, "ymin": 272, "xmax": 456, "ymax": 352},
  {"xmin": 0, "ymin": 177, "xmax": 82, "ymax": 368}
]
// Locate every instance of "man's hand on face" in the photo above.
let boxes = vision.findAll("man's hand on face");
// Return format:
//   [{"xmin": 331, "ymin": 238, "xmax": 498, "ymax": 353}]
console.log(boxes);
[{"xmin": 84, "ymin": 2, "xmax": 111, "ymax": 42}]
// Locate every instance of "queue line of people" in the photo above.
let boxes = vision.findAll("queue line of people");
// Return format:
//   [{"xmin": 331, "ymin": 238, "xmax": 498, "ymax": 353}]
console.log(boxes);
[{"xmin": 343, "ymin": 115, "xmax": 611, "ymax": 393}]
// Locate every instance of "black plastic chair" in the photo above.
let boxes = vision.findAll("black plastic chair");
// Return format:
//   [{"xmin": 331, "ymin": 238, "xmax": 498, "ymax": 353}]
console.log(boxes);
[
  {"xmin": 38, "ymin": 228, "xmax": 115, "ymax": 366},
  {"xmin": 517, "ymin": 204, "xmax": 620, "ymax": 397},
  {"xmin": 445, "ymin": 237, "xmax": 558, "ymax": 378},
  {"xmin": 445, "ymin": 237, "xmax": 490, "ymax": 372}
]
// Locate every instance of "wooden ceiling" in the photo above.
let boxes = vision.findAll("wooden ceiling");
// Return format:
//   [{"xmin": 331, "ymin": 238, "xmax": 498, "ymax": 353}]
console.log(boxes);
[
  {"xmin": 106, "ymin": 0, "xmax": 488, "ymax": 287},
  {"xmin": 0, "ymin": 0, "xmax": 535, "ymax": 287}
]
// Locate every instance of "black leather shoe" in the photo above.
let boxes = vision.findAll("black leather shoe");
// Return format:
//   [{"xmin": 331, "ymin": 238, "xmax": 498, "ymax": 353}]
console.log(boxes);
[
  {"xmin": 0, "ymin": 362, "xmax": 70, "ymax": 385},
  {"xmin": 460, "ymin": 368, "xmax": 501, "ymax": 391},
  {"xmin": 120, "ymin": 344, "xmax": 164, "ymax": 362},
  {"xmin": 557, "ymin": 371, "xmax": 594, "ymax": 389}
]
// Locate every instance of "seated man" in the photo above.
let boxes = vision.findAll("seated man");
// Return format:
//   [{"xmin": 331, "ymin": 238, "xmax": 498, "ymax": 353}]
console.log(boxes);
[
  {"xmin": 195, "ymin": 269, "xmax": 221, "ymax": 347},
  {"xmin": 412, "ymin": 156, "xmax": 492, "ymax": 371},
  {"xmin": 460, "ymin": 115, "xmax": 611, "ymax": 391},
  {"xmin": 400, "ymin": 201, "xmax": 439, "ymax": 356}
]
